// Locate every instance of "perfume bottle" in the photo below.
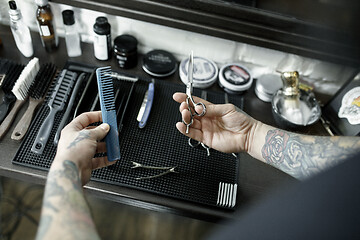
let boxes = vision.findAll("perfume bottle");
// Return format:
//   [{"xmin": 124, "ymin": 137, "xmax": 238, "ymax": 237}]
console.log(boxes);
[
  {"xmin": 35, "ymin": 0, "xmax": 58, "ymax": 52},
  {"xmin": 62, "ymin": 10, "xmax": 81, "ymax": 57},
  {"xmin": 8, "ymin": 0, "xmax": 34, "ymax": 57}
]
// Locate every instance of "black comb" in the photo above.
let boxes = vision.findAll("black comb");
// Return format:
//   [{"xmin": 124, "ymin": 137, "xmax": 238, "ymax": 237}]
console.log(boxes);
[
  {"xmin": 11, "ymin": 63, "xmax": 57, "ymax": 140},
  {"xmin": 0, "ymin": 60, "xmax": 24, "ymax": 124},
  {"xmin": 31, "ymin": 69, "xmax": 77, "ymax": 154}
]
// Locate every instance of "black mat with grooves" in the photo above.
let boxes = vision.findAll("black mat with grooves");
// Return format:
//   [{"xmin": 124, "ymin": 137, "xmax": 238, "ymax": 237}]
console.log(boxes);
[{"xmin": 12, "ymin": 65, "xmax": 243, "ymax": 209}]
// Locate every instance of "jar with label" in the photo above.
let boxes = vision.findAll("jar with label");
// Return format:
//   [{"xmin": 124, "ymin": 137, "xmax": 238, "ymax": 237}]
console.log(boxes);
[
  {"xmin": 35, "ymin": 0, "xmax": 58, "ymax": 52},
  {"xmin": 93, "ymin": 16, "xmax": 111, "ymax": 61},
  {"xmin": 114, "ymin": 34, "xmax": 138, "ymax": 69}
]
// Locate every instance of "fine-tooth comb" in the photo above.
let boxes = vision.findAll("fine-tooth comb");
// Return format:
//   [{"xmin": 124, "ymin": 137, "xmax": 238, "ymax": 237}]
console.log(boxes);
[
  {"xmin": 31, "ymin": 69, "xmax": 77, "ymax": 154},
  {"xmin": 96, "ymin": 66, "xmax": 121, "ymax": 162},
  {"xmin": 0, "ymin": 58, "xmax": 40, "ymax": 140},
  {"xmin": 11, "ymin": 63, "xmax": 57, "ymax": 140},
  {"xmin": 0, "ymin": 60, "xmax": 24, "ymax": 124}
]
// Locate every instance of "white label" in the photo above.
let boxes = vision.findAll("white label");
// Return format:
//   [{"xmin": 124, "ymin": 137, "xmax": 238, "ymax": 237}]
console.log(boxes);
[
  {"xmin": 338, "ymin": 87, "xmax": 360, "ymax": 125},
  {"xmin": 40, "ymin": 25, "xmax": 51, "ymax": 36},
  {"xmin": 94, "ymin": 34, "xmax": 108, "ymax": 60}
]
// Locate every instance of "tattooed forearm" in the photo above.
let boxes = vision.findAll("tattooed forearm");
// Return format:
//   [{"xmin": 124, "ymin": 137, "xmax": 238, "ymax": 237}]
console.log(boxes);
[
  {"xmin": 67, "ymin": 131, "xmax": 91, "ymax": 149},
  {"xmin": 36, "ymin": 160, "xmax": 100, "ymax": 240},
  {"xmin": 261, "ymin": 129, "xmax": 360, "ymax": 180}
]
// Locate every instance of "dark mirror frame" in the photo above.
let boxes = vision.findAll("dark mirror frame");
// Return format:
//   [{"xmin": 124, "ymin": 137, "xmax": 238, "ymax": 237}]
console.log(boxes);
[{"xmin": 52, "ymin": 0, "xmax": 360, "ymax": 67}]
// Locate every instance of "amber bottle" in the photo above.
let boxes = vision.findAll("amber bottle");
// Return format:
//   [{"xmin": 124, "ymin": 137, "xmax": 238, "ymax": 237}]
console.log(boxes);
[{"xmin": 35, "ymin": 0, "xmax": 58, "ymax": 52}]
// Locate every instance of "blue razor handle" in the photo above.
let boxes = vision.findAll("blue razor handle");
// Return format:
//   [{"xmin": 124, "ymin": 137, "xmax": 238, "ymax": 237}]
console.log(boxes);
[
  {"xmin": 96, "ymin": 66, "xmax": 121, "ymax": 162},
  {"xmin": 139, "ymin": 81, "xmax": 154, "ymax": 128}
]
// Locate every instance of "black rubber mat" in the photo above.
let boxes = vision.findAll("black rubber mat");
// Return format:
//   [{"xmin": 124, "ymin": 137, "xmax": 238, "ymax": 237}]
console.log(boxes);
[{"xmin": 12, "ymin": 64, "xmax": 243, "ymax": 209}]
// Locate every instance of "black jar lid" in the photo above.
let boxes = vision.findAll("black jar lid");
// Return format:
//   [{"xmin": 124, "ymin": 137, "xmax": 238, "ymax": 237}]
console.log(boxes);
[
  {"xmin": 142, "ymin": 50, "xmax": 177, "ymax": 77},
  {"xmin": 114, "ymin": 34, "xmax": 137, "ymax": 54}
]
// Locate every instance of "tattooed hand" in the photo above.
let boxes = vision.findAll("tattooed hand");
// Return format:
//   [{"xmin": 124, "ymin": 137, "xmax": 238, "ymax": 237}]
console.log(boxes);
[
  {"xmin": 54, "ymin": 111, "xmax": 114, "ymax": 185},
  {"xmin": 173, "ymin": 92, "xmax": 258, "ymax": 153}
]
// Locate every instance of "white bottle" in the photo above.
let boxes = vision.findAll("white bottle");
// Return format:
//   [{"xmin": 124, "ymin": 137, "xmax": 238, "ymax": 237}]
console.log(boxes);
[
  {"xmin": 62, "ymin": 10, "xmax": 81, "ymax": 57},
  {"xmin": 93, "ymin": 16, "xmax": 111, "ymax": 60},
  {"xmin": 8, "ymin": 0, "xmax": 34, "ymax": 57}
]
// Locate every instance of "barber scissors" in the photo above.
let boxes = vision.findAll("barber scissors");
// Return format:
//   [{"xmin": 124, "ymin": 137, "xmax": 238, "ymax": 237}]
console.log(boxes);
[
  {"xmin": 188, "ymin": 90, "xmax": 211, "ymax": 156},
  {"xmin": 182, "ymin": 51, "xmax": 206, "ymax": 133}
]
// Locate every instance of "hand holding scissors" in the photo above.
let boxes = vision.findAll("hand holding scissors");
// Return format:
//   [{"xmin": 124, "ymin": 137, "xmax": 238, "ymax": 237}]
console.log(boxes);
[{"xmin": 182, "ymin": 51, "xmax": 206, "ymax": 133}]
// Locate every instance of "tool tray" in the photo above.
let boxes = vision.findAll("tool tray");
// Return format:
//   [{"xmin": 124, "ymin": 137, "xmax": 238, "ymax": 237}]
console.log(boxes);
[{"xmin": 12, "ymin": 62, "xmax": 243, "ymax": 209}]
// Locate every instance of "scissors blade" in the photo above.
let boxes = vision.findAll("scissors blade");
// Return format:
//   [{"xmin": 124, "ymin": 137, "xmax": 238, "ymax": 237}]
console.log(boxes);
[{"xmin": 186, "ymin": 51, "xmax": 194, "ymax": 96}]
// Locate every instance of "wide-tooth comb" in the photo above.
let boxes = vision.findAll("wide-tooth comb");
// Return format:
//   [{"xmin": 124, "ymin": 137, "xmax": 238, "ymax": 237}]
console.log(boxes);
[
  {"xmin": 0, "ymin": 58, "xmax": 40, "ymax": 139},
  {"xmin": 11, "ymin": 63, "xmax": 57, "ymax": 140},
  {"xmin": 0, "ymin": 60, "xmax": 24, "ymax": 124},
  {"xmin": 31, "ymin": 69, "xmax": 77, "ymax": 154},
  {"xmin": 96, "ymin": 66, "xmax": 121, "ymax": 162}
]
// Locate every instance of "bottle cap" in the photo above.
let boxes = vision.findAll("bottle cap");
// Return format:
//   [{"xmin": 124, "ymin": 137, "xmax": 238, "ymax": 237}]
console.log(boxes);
[
  {"xmin": 93, "ymin": 16, "xmax": 111, "ymax": 35},
  {"xmin": 142, "ymin": 50, "xmax": 177, "ymax": 77},
  {"xmin": 62, "ymin": 10, "xmax": 75, "ymax": 25},
  {"xmin": 8, "ymin": 1, "xmax": 21, "ymax": 20},
  {"xmin": 35, "ymin": 0, "xmax": 48, "ymax": 7},
  {"xmin": 114, "ymin": 34, "xmax": 137, "ymax": 54},
  {"xmin": 8, "ymin": 1, "xmax": 17, "ymax": 10},
  {"xmin": 179, "ymin": 56, "xmax": 218, "ymax": 89}
]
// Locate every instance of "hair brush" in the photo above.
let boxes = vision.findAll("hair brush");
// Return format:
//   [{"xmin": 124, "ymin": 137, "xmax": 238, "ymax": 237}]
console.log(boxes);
[
  {"xmin": 0, "ymin": 60, "xmax": 24, "ymax": 124},
  {"xmin": 11, "ymin": 63, "xmax": 57, "ymax": 140},
  {"xmin": 0, "ymin": 58, "xmax": 40, "ymax": 139},
  {"xmin": 31, "ymin": 69, "xmax": 77, "ymax": 154}
]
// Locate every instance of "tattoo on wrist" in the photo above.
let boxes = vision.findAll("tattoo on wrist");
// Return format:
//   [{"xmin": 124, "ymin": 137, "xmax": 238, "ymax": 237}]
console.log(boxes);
[
  {"xmin": 261, "ymin": 129, "xmax": 358, "ymax": 179},
  {"xmin": 37, "ymin": 160, "xmax": 96, "ymax": 239},
  {"xmin": 67, "ymin": 131, "xmax": 91, "ymax": 149}
]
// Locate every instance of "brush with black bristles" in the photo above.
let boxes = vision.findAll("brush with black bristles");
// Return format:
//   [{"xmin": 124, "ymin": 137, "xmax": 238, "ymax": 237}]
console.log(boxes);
[
  {"xmin": 11, "ymin": 62, "xmax": 57, "ymax": 140},
  {"xmin": 0, "ymin": 58, "xmax": 40, "ymax": 139},
  {"xmin": 0, "ymin": 60, "xmax": 24, "ymax": 124}
]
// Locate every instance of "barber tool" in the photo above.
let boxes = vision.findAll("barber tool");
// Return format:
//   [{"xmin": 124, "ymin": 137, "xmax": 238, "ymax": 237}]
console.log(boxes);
[
  {"xmin": 0, "ymin": 60, "xmax": 24, "ymax": 124},
  {"xmin": 96, "ymin": 66, "xmax": 121, "ymax": 162},
  {"xmin": 182, "ymin": 51, "xmax": 206, "ymax": 134},
  {"xmin": 31, "ymin": 69, "xmax": 77, "ymax": 154},
  {"xmin": 11, "ymin": 63, "xmax": 57, "ymax": 140},
  {"xmin": 73, "ymin": 70, "xmax": 95, "ymax": 118},
  {"xmin": 110, "ymin": 72, "xmax": 139, "ymax": 132},
  {"xmin": 187, "ymin": 90, "xmax": 210, "ymax": 156},
  {"xmin": 179, "ymin": 56, "xmax": 218, "ymax": 89},
  {"xmin": 84, "ymin": 72, "xmax": 138, "ymax": 113},
  {"xmin": 131, "ymin": 161, "xmax": 178, "ymax": 180},
  {"xmin": 137, "ymin": 79, "xmax": 154, "ymax": 128},
  {"xmin": 110, "ymin": 71, "xmax": 139, "ymax": 82},
  {"xmin": 54, "ymin": 72, "xmax": 86, "ymax": 145},
  {"xmin": 117, "ymin": 82, "xmax": 134, "ymax": 133},
  {"xmin": 0, "ymin": 58, "xmax": 40, "ymax": 139},
  {"xmin": 90, "ymin": 93, "xmax": 100, "ymax": 111},
  {"xmin": 271, "ymin": 71, "xmax": 321, "ymax": 129}
]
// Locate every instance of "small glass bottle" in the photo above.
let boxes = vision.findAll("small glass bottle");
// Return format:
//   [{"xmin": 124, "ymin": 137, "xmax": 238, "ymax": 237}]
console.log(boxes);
[
  {"xmin": 93, "ymin": 16, "xmax": 111, "ymax": 61},
  {"xmin": 62, "ymin": 10, "xmax": 81, "ymax": 57},
  {"xmin": 8, "ymin": 0, "xmax": 34, "ymax": 57},
  {"xmin": 35, "ymin": 0, "xmax": 58, "ymax": 52}
]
